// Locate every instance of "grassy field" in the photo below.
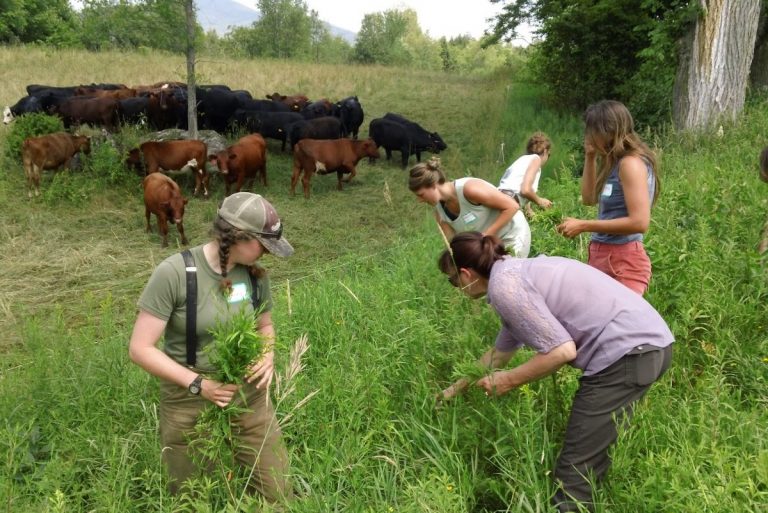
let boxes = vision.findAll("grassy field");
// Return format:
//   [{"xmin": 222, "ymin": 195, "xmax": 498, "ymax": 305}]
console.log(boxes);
[{"xmin": 0, "ymin": 46, "xmax": 766, "ymax": 512}]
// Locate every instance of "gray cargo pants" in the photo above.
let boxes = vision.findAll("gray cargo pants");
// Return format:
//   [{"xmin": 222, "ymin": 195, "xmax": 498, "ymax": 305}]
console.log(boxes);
[{"xmin": 552, "ymin": 344, "xmax": 672, "ymax": 512}]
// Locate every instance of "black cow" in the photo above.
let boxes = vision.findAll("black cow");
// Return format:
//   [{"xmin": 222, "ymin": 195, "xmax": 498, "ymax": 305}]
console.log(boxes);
[
  {"xmin": 335, "ymin": 96, "xmax": 364, "ymax": 139},
  {"xmin": 3, "ymin": 95, "xmax": 43, "ymax": 124},
  {"xmin": 377, "ymin": 113, "xmax": 447, "ymax": 166},
  {"xmin": 369, "ymin": 116, "xmax": 447, "ymax": 168},
  {"xmin": 301, "ymin": 99, "xmax": 334, "ymax": 120},
  {"xmin": 197, "ymin": 88, "xmax": 240, "ymax": 133},
  {"xmin": 288, "ymin": 116, "xmax": 342, "ymax": 150},
  {"xmin": 118, "ymin": 97, "xmax": 150, "ymax": 126},
  {"xmin": 237, "ymin": 98, "xmax": 291, "ymax": 112},
  {"xmin": 232, "ymin": 110, "xmax": 304, "ymax": 151}
]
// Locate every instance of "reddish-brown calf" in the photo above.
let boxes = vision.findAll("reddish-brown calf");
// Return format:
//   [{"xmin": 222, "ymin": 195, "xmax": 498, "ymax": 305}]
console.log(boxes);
[
  {"xmin": 126, "ymin": 140, "xmax": 209, "ymax": 197},
  {"xmin": 291, "ymin": 138, "xmax": 380, "ymax": 198},
  {"xmin": 143, "ymin": 173, "xmax": 189, "ymax": 248},
  {"xmin": 21, "ymin": 132, "xmax": 91, "ymax": 197},
  {"xmin": 210, "ymin": 134, "xmax": 267, "ymax": 196}
]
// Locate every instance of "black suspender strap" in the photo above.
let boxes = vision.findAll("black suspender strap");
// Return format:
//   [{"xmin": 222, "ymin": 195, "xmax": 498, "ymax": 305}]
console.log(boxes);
[
  {"xmin": 249, "ymin": 272, "xmax": 261, "ymax": 311},
  {"xmin": 181, "ymin": 249, "xmax": 197, "ymax": 367}
]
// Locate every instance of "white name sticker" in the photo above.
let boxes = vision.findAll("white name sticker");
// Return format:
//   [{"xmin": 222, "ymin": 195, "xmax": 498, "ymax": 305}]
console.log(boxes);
[
  {"xmin": 601, "ymin": 183, "xmax": 613, "ymax": 197},
  {"xmin": 462, "ymin": 212, "xmax": 478, "ymax": 224},
  {"xmin": 228, "ymin": 282, "xmax": 248, "ymax": 303}
]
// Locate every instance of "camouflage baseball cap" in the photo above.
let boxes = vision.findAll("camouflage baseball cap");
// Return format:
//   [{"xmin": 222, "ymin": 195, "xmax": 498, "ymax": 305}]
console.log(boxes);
[{"xmin": 218, "ymin": 192, "xmax": 294, "ymax": 257}]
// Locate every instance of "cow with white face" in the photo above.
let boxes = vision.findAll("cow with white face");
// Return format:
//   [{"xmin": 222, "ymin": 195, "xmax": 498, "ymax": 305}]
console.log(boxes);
[{"xmin": 4, "ymin": 95, "xmax": 43, "ymax": 124}]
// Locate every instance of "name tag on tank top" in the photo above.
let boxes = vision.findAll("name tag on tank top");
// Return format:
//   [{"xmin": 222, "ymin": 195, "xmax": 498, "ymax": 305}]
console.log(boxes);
[
  {"xmin": 602, "ymin": 183, "xmax": 613, "ymax": 197},
  {"xmin": 462, "ymin": 212, "xmax": 477, "ymax": 224}
]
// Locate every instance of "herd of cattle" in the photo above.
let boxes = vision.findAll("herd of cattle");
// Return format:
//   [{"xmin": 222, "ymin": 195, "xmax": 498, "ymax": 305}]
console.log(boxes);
[{"xmin": 5, "ymin": 81, "xmax": 448, "ymax": 246}]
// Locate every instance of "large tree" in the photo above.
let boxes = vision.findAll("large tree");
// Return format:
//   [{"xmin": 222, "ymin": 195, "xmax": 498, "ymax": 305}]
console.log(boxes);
[
  {"xmin": 486, "ymin": 0, "xmax": 764, "ymax": 130},
  {"xmin": 673, "ymin": 0, "xmax": 762, "ymax": 129},
  {"xmin": 353, "ymin": 9, "xmax": 410, "ymax": 65},
  {"xmin": 79, "ymin": 0, "xmax": 189, "ymax": 52},
  {"xmin": 252, "ymin": 0, "xmax": 311, "ymax": 59},
  {"xmin": 0, "ymin": 0, "xmax": 77, "ymax": 45}
]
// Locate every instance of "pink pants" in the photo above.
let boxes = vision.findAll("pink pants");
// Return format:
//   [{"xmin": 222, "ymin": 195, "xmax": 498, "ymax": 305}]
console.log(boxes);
[{"xmin": 588, "ymin": 241, "xmax": 651, "ymax": 295}]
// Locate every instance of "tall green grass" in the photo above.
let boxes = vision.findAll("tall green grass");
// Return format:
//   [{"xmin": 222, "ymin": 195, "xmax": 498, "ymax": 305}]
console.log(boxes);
[{"xmin": 0, "ymin": 47, "xmax": 766, "ymax": 512}]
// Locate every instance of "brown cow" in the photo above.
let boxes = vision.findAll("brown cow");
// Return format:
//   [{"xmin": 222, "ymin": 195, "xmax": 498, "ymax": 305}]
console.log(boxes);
[
  {"xmin": 266, "ymin": 92, "xmax": 310, "ymax": 112},
  {"xmin": 210, "ymin": 134, "xmax": 267, "ymax": 196},
  {"xmin": 75, "ymin": 87, "xmax": 137, "ymax": 100},
  {"xmin": 126, "ymin": 140, "xmax": 209, "ymax": 197},
  {"xmin": 143, "ymin": 173, "xmax": 188, "ymax": 248},
  {"xmin": 291, "ymin": 138, "xmax": 380, "ymax": 198},
  {"xmin": 54, "ymin": 96, "xmax": 119, "ymax": 131},
  {"xmin": 21, "ymin": 132, "xmax": 91, "ymax": 197}
]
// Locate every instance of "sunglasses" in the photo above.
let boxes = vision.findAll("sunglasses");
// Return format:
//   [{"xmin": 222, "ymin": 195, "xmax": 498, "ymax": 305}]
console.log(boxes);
[
  {"xmin": 447, "ymin": 273, "xmax": 460, "ymax": 287},
  {"xmin": 254, "ymin": 223, "xmax": 283, "ymax": 239}
]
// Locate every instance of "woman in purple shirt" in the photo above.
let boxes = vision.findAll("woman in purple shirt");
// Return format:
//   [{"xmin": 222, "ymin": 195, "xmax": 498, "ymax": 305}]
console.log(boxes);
[
  {"xmin": 438, "ymin": 231, "xmax": 673, "ymax": 512},
  {"xmin": 556, "ymin": 100, "xmax": 660, "ymax": 295}
]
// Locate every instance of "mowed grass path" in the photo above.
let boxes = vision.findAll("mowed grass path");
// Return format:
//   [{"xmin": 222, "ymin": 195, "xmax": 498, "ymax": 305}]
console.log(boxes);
[{"xmin": 1, "ymin": 47, "xmax": 766, "ymax": 512}]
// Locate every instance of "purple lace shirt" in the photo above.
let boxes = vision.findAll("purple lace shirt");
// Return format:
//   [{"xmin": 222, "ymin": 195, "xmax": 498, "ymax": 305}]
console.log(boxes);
[{"xmin": 488, "ymin": 256, "xmax": 674, "ymax": 376}]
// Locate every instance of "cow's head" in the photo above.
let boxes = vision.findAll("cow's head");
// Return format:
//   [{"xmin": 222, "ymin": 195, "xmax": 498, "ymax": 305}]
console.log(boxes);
[
  {"xmin": 164, "ymin": 195, "xmax": 188, "ymax": 225},
  {"xmin": 74, "ymin": 135, "xmax": 92, "ymax": 155},
  {"xmin": 2, "ymin": 106, "xmax": 13, "ymax": 125},
  {"xmin": 429, "ymin": 132, "xmax": 447, "ymax": 153},
  {"xmin": 210, "ymin": 150, "xmax": 230, "ymax": 175},
  {"xmin": 362, "ymin": 138, "xmax": 380, "ymax": 160},
  {"xmin": 126, "ymin": 148, "xmax": 145, "ymax": 175}
]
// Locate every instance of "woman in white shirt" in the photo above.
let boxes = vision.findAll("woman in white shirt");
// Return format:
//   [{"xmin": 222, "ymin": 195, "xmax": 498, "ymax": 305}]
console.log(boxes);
[{"xmin": 498, "ymin": 132, "xmax": 553, "ymax": 215}]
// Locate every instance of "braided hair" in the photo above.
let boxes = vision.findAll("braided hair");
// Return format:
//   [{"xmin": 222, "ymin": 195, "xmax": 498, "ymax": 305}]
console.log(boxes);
[{"xmin": 212, "ymin": 215, "xmax": 266, "ymax": 295}]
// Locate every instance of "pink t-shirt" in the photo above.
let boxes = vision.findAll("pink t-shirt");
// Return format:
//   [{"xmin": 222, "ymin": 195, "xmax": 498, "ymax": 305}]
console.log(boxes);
[{"xmin": 488, "ymin": 256, "xmax": 674, "ymax": 376}]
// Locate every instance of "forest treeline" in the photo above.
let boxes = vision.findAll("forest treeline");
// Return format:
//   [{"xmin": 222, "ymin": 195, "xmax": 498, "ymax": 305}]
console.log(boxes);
[{"xmin": 0, "ymin": 0, "xmax": 523, "ymax": 77}]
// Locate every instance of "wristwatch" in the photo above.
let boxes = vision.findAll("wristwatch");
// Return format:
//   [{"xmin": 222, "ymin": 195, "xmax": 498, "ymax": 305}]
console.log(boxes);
[{"xmin": 188, "ymin": 375, "xmax": 203, "ymax": 395}]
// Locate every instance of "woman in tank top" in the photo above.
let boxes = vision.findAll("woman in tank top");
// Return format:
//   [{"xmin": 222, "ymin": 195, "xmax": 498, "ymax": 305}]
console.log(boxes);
[
  {"xmin": 556, "ymin": 100, "xmax": 660, "ymax": 295},
  {"xmin": 408, "ymin": 157, "xmax": 531, "ymax": 257}
]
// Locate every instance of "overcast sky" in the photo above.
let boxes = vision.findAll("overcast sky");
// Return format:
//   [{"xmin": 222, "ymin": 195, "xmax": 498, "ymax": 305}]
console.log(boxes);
[{"xmin": 232, "ymin": 0, "xmax": 528, "ymax": 42}]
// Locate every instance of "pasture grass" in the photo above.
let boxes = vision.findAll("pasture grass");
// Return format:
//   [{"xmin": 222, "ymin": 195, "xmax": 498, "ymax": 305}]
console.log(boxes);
[{"xmin": 0, "ymin": 46, "xmax": 766, "ymax": 512}]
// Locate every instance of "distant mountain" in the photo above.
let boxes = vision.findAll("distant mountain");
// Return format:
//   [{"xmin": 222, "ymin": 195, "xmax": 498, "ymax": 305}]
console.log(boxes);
[{"xmin": 195, "ymin": 0, "xmax": 356, "ymax": 43}]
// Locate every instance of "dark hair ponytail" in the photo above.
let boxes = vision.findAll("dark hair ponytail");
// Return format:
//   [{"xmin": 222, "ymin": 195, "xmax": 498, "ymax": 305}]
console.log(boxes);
[{"xmin": 438, "ymin": 231, "xmax": 506, "ymax": 279}]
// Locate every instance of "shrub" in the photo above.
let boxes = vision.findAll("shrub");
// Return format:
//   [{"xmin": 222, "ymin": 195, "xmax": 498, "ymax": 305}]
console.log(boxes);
[
  {"xmin": 4, "ymin": 113, "xmax": 65, "ymax": 160},
  {"xmin": 84, "ymin": 137, "xmax": 131, "ymax": 185}
]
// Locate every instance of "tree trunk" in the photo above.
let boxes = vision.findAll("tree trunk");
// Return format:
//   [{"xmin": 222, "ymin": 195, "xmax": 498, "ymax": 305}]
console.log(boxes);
[
  {"xmin": 185, "ymin": 0, "xmax": 198, "ymax": 139},
  {"xmin": 672, "ymin": 0, "xmax": 762, "ymax": 130},
  {"xmin": 749, "ymin": 6, "xmax": 768, "ymax": 89}
]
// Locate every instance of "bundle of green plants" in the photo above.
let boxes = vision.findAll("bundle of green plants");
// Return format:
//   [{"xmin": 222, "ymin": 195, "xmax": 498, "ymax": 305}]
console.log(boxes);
[
  {"xmin": 189, "ymin": 305, "xmax": 268, "ymax": 501},
  {"xmin": 207, "ymin": 304, "xmax": 268, "ymax": 386}
]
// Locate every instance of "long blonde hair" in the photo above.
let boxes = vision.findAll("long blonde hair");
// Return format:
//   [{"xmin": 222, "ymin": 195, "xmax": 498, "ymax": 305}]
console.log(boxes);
[{"xmin": 584, "ymin": 100, "xmax": 660, "ymax": 204}]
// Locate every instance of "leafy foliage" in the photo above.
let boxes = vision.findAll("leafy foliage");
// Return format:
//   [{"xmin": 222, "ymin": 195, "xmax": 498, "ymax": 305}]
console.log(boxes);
[
  {"xmin": 0, "ymin": 0, "xmax": 78, "ymax": 46},
  {"xmin": 78, "ymin": 0, "xmax": 192, "ymax": 52},
  {"xmin": 207, "ymin": 306, "xmax": 266, "ymax": 385},
  {"xmin": 3, "ymin": 112, "xmax": 64, "ymax": 160},
  {"xmin": 486, "ymin": 0, "xmax": 700, "ymax": 125}
]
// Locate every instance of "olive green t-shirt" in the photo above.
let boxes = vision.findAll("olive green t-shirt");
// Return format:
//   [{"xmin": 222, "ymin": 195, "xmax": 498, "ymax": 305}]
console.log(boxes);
[{"xmin": 137, "ymin": 244, "xmax": 272, "ymax": 372}]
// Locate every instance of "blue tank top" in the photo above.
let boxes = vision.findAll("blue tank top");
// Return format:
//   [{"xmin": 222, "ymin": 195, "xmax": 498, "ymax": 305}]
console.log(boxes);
[{"xmin": 591, "ymin": 159, "xmax": 655, "ymax": 244}]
